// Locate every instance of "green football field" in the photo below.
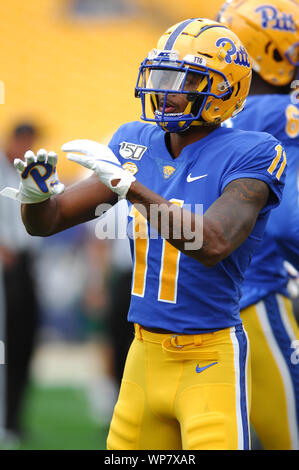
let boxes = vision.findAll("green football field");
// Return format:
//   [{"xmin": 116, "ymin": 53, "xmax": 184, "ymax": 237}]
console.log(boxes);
[
  {"xmin": 2, "ymin": 382, "xmax": 264, "ymax": 450},
  {"xmin": 1, "ymin": 383, "xmax": 109, "ymax": 450}
]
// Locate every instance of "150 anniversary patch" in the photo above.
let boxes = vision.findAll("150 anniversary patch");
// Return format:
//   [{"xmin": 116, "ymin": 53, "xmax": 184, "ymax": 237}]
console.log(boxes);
[{"xmin": 119, "ymin": 141, "xmax": 147, "ymax": 161}]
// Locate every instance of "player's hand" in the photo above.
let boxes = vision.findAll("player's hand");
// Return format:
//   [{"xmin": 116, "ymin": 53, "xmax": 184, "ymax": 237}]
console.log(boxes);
[
  {"xmin": 0, "ymin": 149, "xmax": 65, "ymax": 204},
  {"xmin": 61, "ymin": 139, "xmax": 136, "ymax": 199},
  {"xmin": 284, "ymin": 261, "xmax": 299, "ymax": 298}
]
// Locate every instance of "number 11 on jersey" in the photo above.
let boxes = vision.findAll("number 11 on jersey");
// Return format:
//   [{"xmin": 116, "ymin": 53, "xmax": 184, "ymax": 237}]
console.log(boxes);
[{"xmin": 130, "ymin": 199, "xmax": 184, "ymax": 303}]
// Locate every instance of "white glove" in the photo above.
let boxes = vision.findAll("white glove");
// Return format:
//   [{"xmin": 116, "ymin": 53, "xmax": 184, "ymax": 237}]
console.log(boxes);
[
  {"xmin": 61, "ymin": 139, "xmax": 136, "ymax": 199},
  {"xmin": 284, "ymin": 261, "xmax": 299, "ymax": 298},
  {"xmin": 0, "ymin": 149, "xmax": 65, "ymax": 204}
]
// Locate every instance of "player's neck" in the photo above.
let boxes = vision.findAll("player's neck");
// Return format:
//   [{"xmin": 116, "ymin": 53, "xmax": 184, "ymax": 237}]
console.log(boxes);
[
  {"xmin": 249, "ymin": 71, "xmax": 292, "ymax": 96},
  {"xmin": 167, "ymin": 125, "xmax": 219, "ymax": 159}
]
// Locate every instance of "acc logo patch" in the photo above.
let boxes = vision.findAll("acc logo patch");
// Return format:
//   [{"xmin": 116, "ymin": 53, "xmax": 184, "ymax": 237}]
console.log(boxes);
[
  {"xmin": 163, "ymin": 165, "xmax": 176, "ymax": 179},
  {"xmin": 122, "ymin": 162, "xmax": 138, "ymax": 176},
  {"xmin": 119, "ymin": 141, "xmax": 147, "ymax": 161},
  {"xmin": 255, "ymin": 5, "xmax": 296, "ymax": 31},
  {"xmin": 216, "ymin": 37, "xmax": 251, "ymax": 67}
]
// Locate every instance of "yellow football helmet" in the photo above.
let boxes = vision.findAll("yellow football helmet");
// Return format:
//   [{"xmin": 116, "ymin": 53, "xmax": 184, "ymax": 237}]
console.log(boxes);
[
  {"xmin": 218, "ymin": 0, "xmax": 299, "ymax": 86},
  {"xmin": 135, "ymin": 18, "xmax": 252, "ymax": 132}
]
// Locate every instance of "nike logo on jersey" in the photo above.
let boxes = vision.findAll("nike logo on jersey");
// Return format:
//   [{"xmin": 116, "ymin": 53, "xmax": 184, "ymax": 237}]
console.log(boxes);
[
  {"xmin": 187, "ymin": 173, "xmax": 208, "ymax": 183},
  {"xmin": 196, "ymin": 362, "xmax": 218, "ymax": 374}
]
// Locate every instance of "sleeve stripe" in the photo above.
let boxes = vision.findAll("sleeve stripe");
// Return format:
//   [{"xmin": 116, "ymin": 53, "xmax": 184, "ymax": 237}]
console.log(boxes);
[
  {"xmin": 267, "ymin": 144, "xmax": 283, "ymax": 175},
  {"xmin": 276, "ymin": 150, "xmax": 287, "ymax": 181}
]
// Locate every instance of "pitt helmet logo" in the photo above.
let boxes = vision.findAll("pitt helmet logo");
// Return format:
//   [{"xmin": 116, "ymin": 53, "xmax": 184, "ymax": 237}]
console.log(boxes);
[
  {"xmin": 255, "ymin": 5, "xmax": 296, "ymax": 32},
  {"xmin": 216, "ymin": 37, "xmax": 251, "ymax": 67},
  {"xmin": 163, "ymin": 165, "xmax": 176, "ymax": 179}
]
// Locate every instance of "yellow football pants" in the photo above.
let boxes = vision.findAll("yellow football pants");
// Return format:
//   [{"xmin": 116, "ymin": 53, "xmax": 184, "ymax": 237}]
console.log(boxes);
[
  {"xmin": 107, "ymin": 323, "xmax": 251, "ymax": 450},
  {"xmin": 241, "ymin": 293, "xmax": 299, "ymax": 450}
]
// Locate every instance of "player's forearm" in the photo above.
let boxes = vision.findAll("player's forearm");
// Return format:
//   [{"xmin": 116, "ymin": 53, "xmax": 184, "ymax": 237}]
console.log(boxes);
[
  {"xmin": 21, "ymin": 197, "xmax": 59, "ymax": 236},
  {"xmin": 126, "ymin": 181, "xmax": 227, "ymax": 267},
  {"xmin": 22, "ymin": 174, "xmax": 118, "ymax": 237},
  {"xmin": 127, "ymin": 177, "xmax": 269, "ymax": 268}
]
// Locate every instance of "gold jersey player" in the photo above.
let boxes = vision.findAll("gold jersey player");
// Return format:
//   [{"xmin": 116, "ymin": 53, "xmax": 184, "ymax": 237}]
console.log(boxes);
[{"xmin": 0, "ymin": 18, "xmax": 287, "ymax": 449}]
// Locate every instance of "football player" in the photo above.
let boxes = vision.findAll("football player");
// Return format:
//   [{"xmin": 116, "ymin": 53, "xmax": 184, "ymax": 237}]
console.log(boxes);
[
  {"xmin": 0, "ymin": 18, "xmax": 287, "ymax": 449},
  {"xmin": 218, "ymin": 0, "xmax": 299, "ymax": 450}
]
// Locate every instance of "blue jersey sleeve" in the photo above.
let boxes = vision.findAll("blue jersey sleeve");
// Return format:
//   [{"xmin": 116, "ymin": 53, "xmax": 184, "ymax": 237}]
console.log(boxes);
[{"xmin": 220, "ymin": 134, "xmax": 287, "ymax": 214}]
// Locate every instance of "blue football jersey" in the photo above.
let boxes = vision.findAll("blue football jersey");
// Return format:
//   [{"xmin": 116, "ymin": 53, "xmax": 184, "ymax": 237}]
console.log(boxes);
[
  {"xmin": 230, "ymin": 94, "xmax": 299, "ymax": 309},
  {"xmin": 108, "ymin": 122, "xmax": 286, "ymax": 332}
]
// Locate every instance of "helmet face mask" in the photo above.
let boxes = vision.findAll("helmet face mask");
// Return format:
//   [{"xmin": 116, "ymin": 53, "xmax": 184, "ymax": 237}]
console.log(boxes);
[
  {"xmin": 135, "ymin": 18, "xmax": 252, "ymax": 133},
  {"xmin": 285, "ymin": 41, "xmax": 299, "ymax": 66},
  {"xmin": 136, "ymin": 49, "xmax": 232, "ymax": 132},
  {"xmin": 218, "ymin": 0, "xmax": 299, "ymax": 86}
]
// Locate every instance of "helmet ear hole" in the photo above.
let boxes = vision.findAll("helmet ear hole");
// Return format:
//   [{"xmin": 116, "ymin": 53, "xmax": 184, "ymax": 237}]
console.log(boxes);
[
  {"xmin": 234, "ymin": 81, "xmax": 241, "ymax": 96},
  {"xmin": 273, "ymin": 48, "xmax": 284, "ymax": 62}
]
